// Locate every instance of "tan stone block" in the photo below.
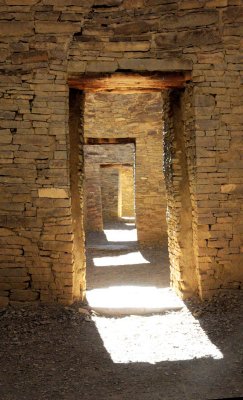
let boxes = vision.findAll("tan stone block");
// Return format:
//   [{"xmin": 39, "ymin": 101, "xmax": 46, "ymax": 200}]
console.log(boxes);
[
  {"xmin": 0, "ymin": 228, "xmax": 14, "ymax": 236},
  {"xmin": 12, "ymin": 51, "xmax": 48, "ymax": 65},
  {"xmin": 31, "ymin": 274, "xmax": 52, "ymax": 283},
  {"xmin": 208, "ymin": 239, "xmax": 229, "ymax": 248},
  {"xmin": 211, "ymin": 223, "xmax": 233, "ymax": 232},
  {"xmin": 206, "ymin": 0, "xmax": 228, "ymax": 7},
  {"xmin": 197, "ymin": 158, "xmax": 216, "ymax": 167},
  {"xmin": 0, "ymin": 268, "xmax": 28, "ymax": 277},
  {"xmin": 52, "ymin": 264, "xmax": 74, "ymax": 273},
  {"xmin": 13, "ymin": 134, "xmax": 55, "ymax": 146},
  {"xmin": 41, "ymin": 241, "xmax": 73, "ymax": 252},
  {"xmin": 221, "ymin": 184, "xmax": 237, "ymax": 193},
  {"xmin": 196, "ymin": 136, "xmax": 216, "ymax": 147},
  {"xmin": 196, "ymin": 120, "xmax": 219, "ymax": 130},
  {"xmin": 10, "ymin": 290, "xmax": 39, "ymax": 302},
  {"xmin": 103, "ymin": 42, "xmax": 150, "ymax": 52},
  {"xmin": 86, "ymin": 61, "xmax": 118, "ymax": 73},
  {"xmin": 222, "ymin": 114, "xmax": 243, "ymax": 124},
  {"xmin": 197, "ymin": 216, "xmax": 216, "ymax": 225},
  {"xmin": 12, "ymin": 194, "xmax": 31, "ymax": 202},
  {"xmin": 1, "ymin": 275, "xmax": 30, "ymax": 283},
  {"xmin": 0, "ymin": 249, "xmax": 23, "ymax": 256},
  {"xmin": 194, "ymin": 94, "xmax": 215, "ymax": 107},
  {"xmin": 35, "ymin": 21, "xmax": 81, "ymax": 34},
  {"xmin": 0, "ymin": 134, "xmax": 12, "ymax": 144},
  {"xmin": 56, "ymin": 234, "xmax": 73, "ymax": 241},
  {"xmin": 30, "ymin": 83, "xmax": 66, "ymax": 92},
  {"xmin": 2, "ymin": 236, "xmax": 31, "ymax": 246},
  {"xmin": 222, "ymin": 6, "xmax": 243, "ymax": 23},
  {"xmin": 198, "ymin": 52, "xmax": 224, "ymax": 64},
  {"xmin": 38, "ymin": 188, "xmax": 69, "ymax": 199},
  {"xmin": 0, "ymin": 22, "xmax": 33, "ymax": 37},
  {"xmin": 114, "ymin": 20, "xmax": 159, "ymax": 35},
  {"xmin": 67, "ymin": 61, "xmax": 86, "ymax": 73},
  {"xmin": 40, "ymin": 234, "xmax": 56, "ymax": 241},
  {"xmin": 5, "ymin": 0, "xmax": 37, "ymax": 4},
  {"xmin": 118, "ymin": 57, "xmax": 192, "ymax": 71},
  {"xmin": 9, "ymin": 283, "xmax": 29, "ymax": 290},
  {"xmin": 161, "ymin": 10, "xmax": 218, "ymax": 29}
]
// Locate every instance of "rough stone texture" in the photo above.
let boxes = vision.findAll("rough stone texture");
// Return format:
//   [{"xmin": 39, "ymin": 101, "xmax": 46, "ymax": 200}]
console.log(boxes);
[
  {"xmin": 101, "ymin": 167, "xmax": 120, "ymax": 222},
  {"xmin": 84, "ymin": 162, "xmax": 103, "ymax": 233},
  {"xmin": 163, "ymin": 88, "xmax": 199, "ymax": 298},
  {"xmin": 118, "ymin": 166, "xmax": 135, "ymax": 218},
  {"xmin": 0, "ymin": 0, "xmax": 242, "ymax": 304},
  {"xmin": 84, "ymin": 92, "xmax": 167, "ymax": 245}
]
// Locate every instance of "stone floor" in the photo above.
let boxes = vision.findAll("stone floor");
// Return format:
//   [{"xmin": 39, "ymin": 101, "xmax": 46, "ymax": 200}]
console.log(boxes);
[
  {"xmin": 85, "ymin": 219, "xmax": 177, "ymax": 315},
  {"xmin": 0, "ymin": 221, "xmax": 243, "ymax": 400}
]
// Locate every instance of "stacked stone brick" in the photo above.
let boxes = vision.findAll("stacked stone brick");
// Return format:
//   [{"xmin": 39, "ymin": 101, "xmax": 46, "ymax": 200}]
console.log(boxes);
[
  {"xmin": 0, "ymin": 0, "xmax": 242, "ymax": 305},
  {"xmin": 101, "ymin": 167, "xmax": 120, "ymax": 222},
  {"xmin": 118, "ymin": 166, "xmax": 135, "ymax": 218}
]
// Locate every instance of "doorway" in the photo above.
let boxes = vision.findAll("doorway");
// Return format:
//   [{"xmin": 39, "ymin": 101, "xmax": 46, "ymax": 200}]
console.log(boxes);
[{"xmin": 68, "ymin": 71, "xmax": 199, "ymax": 304}]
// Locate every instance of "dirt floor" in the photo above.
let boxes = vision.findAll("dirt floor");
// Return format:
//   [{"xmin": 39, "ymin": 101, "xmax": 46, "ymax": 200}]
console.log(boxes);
[{"xmin": 0, "ymin": 222, "xmax": 243, "ymax": 400}]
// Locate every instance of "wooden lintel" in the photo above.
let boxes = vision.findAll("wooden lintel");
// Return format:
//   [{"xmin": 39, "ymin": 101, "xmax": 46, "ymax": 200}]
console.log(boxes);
[
  {"xmin": 68, "ymin": 72, "xmax": 191, "ymax": 92},
  {"xmin": 100, "ymin": 163, "xmax": 133, "ymax": 169},
  {"xmin": 85, "ymin": 137, "xmax": 136, "ymax": 145}
]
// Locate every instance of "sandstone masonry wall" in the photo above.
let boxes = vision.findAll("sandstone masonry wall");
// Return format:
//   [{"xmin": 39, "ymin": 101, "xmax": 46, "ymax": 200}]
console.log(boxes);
[
  {"xmin": 101, "ymin": 167, "xmax": 119, "ymax": 222},
  {"xmin": 118, "ymin": 166, "xmax": 135, "ymax": 218},
  {"xmin": 0, "ymin": 0, "xmax": 242, "ymax": 305}
]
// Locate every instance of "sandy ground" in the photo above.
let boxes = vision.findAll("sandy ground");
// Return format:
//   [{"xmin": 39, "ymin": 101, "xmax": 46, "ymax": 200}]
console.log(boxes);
[{"xmin": 0, "ymin": 222, "xmax": 243, "ymax": 400}]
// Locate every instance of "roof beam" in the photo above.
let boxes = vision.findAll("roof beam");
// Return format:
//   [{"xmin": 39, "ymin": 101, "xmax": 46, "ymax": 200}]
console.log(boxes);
[{"xmin": 68, "ymin": 72, "xmax": 191, "ymax": 93}]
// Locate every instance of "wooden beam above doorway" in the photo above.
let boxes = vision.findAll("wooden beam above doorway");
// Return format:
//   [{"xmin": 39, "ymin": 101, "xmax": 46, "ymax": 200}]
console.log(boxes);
[
  {"xmin": 68, "ymin": 72, "xmax": 191, "ymax": 93},
  {"xmin": 85, "ymin": 137, "xmax": 136, "ymax": 145}
]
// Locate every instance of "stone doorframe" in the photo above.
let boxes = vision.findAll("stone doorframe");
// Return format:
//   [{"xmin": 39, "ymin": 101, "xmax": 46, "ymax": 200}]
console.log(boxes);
[{"xmin": 68, "ymin": 65, "xmax": 200, "ymax": 301}]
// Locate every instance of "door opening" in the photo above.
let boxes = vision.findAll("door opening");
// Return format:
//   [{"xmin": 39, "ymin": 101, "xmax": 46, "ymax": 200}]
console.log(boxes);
[{"xmin": 68, "ymin": 71, "xmax": 199, "ymax": 306}]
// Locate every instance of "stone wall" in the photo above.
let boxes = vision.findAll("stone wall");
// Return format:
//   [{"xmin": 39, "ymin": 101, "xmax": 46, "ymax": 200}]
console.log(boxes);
[
  {"xmin": 84, "ymin": 92, "xmax": 167, "ymax": 245},
  {"xmin": 0, "ymin": 0, "xmax": 242, "ymax": 305},
  {"xmin": 118, "ymin": 166, "xmax": 135, "ymax": 218},
  {"xmin": 83, "ymin": 162, "xmax": 103, "ymax": 232},
  {"xmin": 163, "ymin": 88, "xmax": 199, "ymax": 298},
  {"xmin": 101, "ymin": 167, "xmax": 119, "ymax": 222}
]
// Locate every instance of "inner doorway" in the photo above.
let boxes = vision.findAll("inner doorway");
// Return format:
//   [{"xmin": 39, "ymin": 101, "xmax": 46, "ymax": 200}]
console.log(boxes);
[
  {"xmin": 83, "ymin": 140, "xmax": 136, "ymax": 233},
  {"xmin": 82, "ymin": 90, "xmax": 174, "ymax": 313}
]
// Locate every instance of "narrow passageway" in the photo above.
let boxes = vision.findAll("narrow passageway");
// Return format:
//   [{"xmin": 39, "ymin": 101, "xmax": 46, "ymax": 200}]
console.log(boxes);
[{"xmin": 85, "ymin": 220, "xmax": 182, "ymax": 315}]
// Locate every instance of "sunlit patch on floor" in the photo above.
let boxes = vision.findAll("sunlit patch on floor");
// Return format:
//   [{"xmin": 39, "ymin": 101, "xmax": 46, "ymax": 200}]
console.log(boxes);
[
  {"xmin": 93, "ymin": 251, "xmax": 149, "ymax": 267},
  {"xmin": 104, "ymin": 228, "xmax": 137, "ymax": 242},
  {"xmin": 86, "ymin": 286, "xmax": 183, "ymax": 312},
  {"xmin": 87, "ymin": 222, "xmax": 223, "ymax": 365},
  {"xmin": 92, "ymin": 310, "xmax": 223, "ymax": 364}
]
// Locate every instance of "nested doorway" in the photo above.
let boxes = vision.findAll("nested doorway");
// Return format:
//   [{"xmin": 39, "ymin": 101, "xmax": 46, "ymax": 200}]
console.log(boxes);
[{"xmin": 68, "ymin": 71, "xmax": 199, "ymax": 303}]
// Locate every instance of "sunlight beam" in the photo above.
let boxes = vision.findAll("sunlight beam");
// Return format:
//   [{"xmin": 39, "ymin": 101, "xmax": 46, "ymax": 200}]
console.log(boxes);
[
  {"xmin": 86, "ymin": 286, "xmax": 184, "ymax": 311},
  {"xmin": 87, "ymin": 285, "xmax": 223, "ymax": 364},
  {"xmin": 104, "ymin": 228, "xmax": 137, "ymax": 242},
  {"xmin": 93, "ymin": 251, "xmax": 149, "ymax": 267},
  {"xmin": 92, "ymin": 310, "xmax": 223, "ymax": 364}
]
